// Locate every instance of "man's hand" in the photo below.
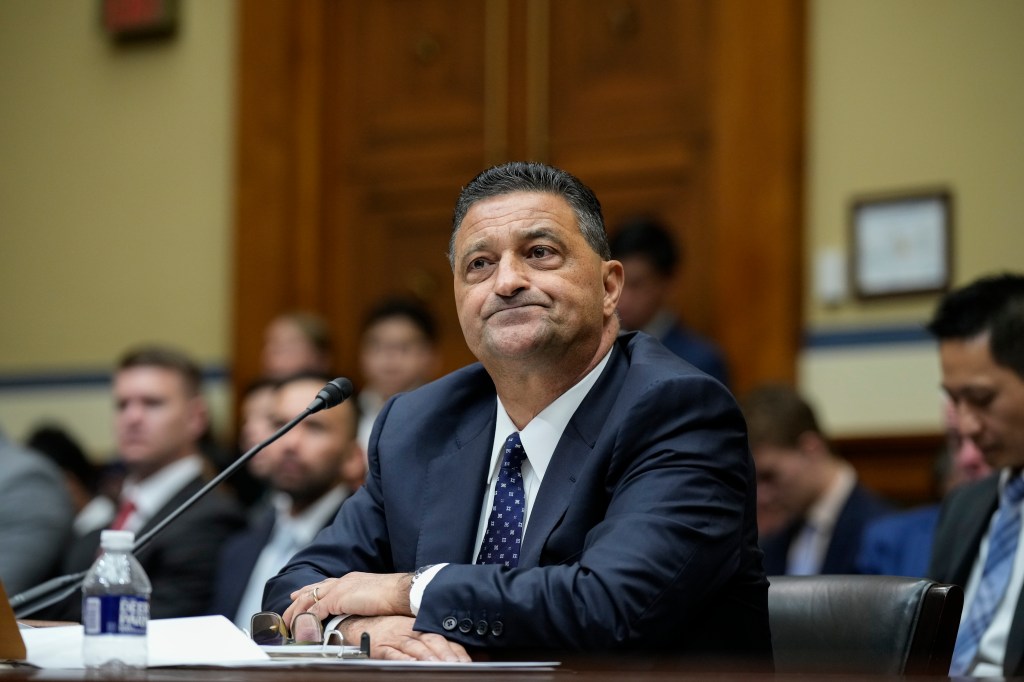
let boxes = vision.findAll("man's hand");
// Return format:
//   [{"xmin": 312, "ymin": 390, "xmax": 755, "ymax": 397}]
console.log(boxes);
[
  {"xmin": 342, "ymin": 615, "xmax": 472, "ymax": 662},
  {"xmin": 282, "ymin": 571, "xmax": 414, "ymax": 627}
]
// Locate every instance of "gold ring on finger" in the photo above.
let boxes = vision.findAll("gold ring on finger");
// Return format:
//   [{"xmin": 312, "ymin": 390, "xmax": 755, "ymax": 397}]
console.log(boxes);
[{"xmin": 312, "ymin": 586, "xmax": 321, "ymax": 603}]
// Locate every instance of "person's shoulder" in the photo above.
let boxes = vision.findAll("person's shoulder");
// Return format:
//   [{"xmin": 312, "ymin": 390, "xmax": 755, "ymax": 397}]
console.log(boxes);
[
  {"xmin": 619, "ymin": 331, "xmax": 731, "ymax": 395},
  {"xmin": 0, "ymin": 436, "xmax": 66, "ymax": 489},
  {"xmin": 864, "ymin": 504, "xmax": 940, "ymax": 539},
  {"xmin": 941, "ymin": 472, "xmax": 1001, "ymax": 515},
  {"xmin": 844, "ymin": 482, "xmax": 894, "ymax": 518}
]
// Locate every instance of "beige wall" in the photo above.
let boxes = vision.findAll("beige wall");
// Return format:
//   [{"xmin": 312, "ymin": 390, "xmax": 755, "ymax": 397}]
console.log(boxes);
[
  {"xmin": 800, "ymin": 0, "xmax": 1024, "ymax": 435},
  {"xmin": 1, "ymin": 0, "xmax": 1021, "ymax": 453},
  {"xmin": 0, "ymin": 0, "xmax": 235, "ymax": 455}
]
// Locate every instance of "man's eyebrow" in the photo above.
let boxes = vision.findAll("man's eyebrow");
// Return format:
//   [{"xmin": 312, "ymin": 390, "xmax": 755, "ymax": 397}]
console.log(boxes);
[{"xmin": 459, "ymin": 226, "xmax": 567, "ymax": 260}]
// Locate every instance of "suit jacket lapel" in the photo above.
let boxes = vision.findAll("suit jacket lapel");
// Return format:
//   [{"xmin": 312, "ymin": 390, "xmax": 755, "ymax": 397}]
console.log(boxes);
[
  {"xmin": 520, "ymin": 344, "xmax": 627, "ymax": 567},
  {"xmin": 134, "ymin": 476, "xmax": 205, "ymax": 561},
  {"xmin": 952, "ymin": 480, "xmax": 1000, "ymax": 585},
  {"xmin": 416, "ymin": 400, "xmax": 496, "ymax": 566}
]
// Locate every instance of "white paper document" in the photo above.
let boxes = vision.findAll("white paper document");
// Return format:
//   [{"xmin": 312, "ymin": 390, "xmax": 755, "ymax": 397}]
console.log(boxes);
[
  {"xmin": 22, "ymin": 615, "xmax": 269, "ymax": 669},
  {"xmin": 21, "ymin": 615, "xmax": 558, "ymax": 671}
]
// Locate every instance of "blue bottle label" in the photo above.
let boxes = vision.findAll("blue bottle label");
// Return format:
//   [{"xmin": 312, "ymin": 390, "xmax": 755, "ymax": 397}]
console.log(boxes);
[{"xmin": 83, "ymin": 595, "xmax": 149, "ymax": 636}]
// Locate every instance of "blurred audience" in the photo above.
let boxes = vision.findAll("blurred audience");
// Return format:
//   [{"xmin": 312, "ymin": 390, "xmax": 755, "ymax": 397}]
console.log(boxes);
[
  {"xmin": 210, "ymin": 372, "xmax": 364, "ymax": 628},
  {"xmin": 742, "ymin": 384, "xmax": 891, "ymax": 575},
  {"xmin": 261, "ymin": 311, "xmax": 333, "ymax": 379},
  {"xmin": 48, "ymin": 345, "xmax": 245, "ymax": 620},
  {"xmin": 26, "ymin": 423, "xmax": 116, "ymax": 536},
  {"xmin": 356, "ymin": 297, "xmax": 439, "ymax": 453},
  {"xmin": 609, "ymin": 217, "xmax": 729, "ymax": 386},
  {"xmin": 924, "ymin": 273, "xmax": 1024, "ymax": 677},
  {"xmin": 216, "ymin": 376, "xmax": 281, "ymax": 513},
  {"xmin": 0, "ymin": 428, "xmax": 73, "ymax": 595},
  {"xmin": 856, "ymin": 401, "xmax": 992, "ymax": 577}
]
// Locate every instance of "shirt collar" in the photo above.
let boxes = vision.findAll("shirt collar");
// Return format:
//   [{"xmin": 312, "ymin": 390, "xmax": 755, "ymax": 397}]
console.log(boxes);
[
  {"xmin": 273, "ymin": 485, "xmax": 350, "ymax": 546},
  {"xmin": 121, "ymin": 454, "xmax": 204, "ymax": 525},
  {"xmin": 805, "ymin": 460, "xmax": 856, "ymax": 531},
  {"xmin": 489, "ymin": 347, "xmax": 614, "ymax": 482}
]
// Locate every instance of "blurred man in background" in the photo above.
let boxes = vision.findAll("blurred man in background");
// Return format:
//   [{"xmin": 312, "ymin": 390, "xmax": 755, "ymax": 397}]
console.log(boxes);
[
  {"xmin": 211, "ymin": 372, "xmax": 365, "ymax": 628},
  {"xmin": 609, "ymin": 217, "xmax": 729, "ymax": 386},
  {"xmin": 857, "ymin": 400, "xmax": 991, "ymax": 577},
  {"xmin": 356, "ymin": 297, "xmax": 439, "ymax": 453},
  {"xmin": 925, "ymin": 273, "xmax": 1024, "ymax": 677},
  {"xmin": 262, "ymin": 311, "xmax": 333, "ymax": 380},
  {"xmin": 743, "ymin": 384, "xmax": 890, "ymax": 575},
  {"xmin": 53, "ymin": 345, "xmax": 245, "ymax": 620},
  {"xmin": 0, "ymin": 429, "xmax": 73, "ymax": 594}
]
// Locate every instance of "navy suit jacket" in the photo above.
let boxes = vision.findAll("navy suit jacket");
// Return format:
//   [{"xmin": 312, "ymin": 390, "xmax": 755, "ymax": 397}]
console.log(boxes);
[
  {"xmin": 855, "ymin": 504, "xmax": 939, "ymax": 577},
  {"xmin": 760, "ymin": 483, "xmax": 891, "ymax": 575},
  {"xmin": 929, "ymin": 473, "xmax": 1024, "ymax": 677},
  {"xmin": 265, "ymin": 332, "xmax": 771, "ymax": 661}
]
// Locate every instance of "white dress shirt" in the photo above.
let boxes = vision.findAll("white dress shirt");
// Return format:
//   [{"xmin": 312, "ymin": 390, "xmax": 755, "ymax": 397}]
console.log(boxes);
[
  {"xmin": 233, "ymin": 486, "xmax": 350, "ymax": 629},
  {"xmin": 409, "ymin": 348, "xmax": 613, "ymax": 614},
  {"xmin": 116, "ymin": 455, "xmax": 205, "ymax": 535},
  {"xmin": 786, "ymin": 462, "xmax": 856, "ymax": 575}
]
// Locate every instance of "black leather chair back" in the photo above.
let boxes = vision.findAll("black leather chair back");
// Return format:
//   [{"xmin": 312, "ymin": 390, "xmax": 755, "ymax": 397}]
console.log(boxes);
[{"xmin": 768, "ymin": 575, "xmax": 963, "ymax": 675}]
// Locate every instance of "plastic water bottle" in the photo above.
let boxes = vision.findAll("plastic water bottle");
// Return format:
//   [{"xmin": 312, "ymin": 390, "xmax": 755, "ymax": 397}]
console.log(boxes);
[{"xmin": 82, "ymin": 530, "xmax": 152, "ymax": 670}]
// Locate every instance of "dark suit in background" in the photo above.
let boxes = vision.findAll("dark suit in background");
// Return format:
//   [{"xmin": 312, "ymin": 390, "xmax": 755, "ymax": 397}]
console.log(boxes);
[
  {"xmin": 856, "ymin": 505, "xmax": 940, "ymax": 577},
  {"xmin": 57, "ymin": 476, "xmax": 244, "ymax": 620},
  {"xmin": 760, "ymin": 484, "xmax": 891, "ymax": 575},
  {"xmin": 266, "ymin": 332, "xmax": 770, "ymax": 660}
]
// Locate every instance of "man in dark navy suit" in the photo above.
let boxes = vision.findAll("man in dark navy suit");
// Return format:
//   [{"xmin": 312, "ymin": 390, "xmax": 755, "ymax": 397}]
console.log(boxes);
[
  {"xmin": 264, "ymin": 162, "xmax": 770, "ymax": 665},
  {"xmin": 210, "ymin": 372, "xmax": 364, "ymax": 628},
  {"xmin": 926, "ymin": 274, "xmax": 1024, "ymax": 677}
]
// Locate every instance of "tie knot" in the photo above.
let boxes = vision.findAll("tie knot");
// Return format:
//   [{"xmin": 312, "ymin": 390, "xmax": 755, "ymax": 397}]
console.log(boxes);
[
  {"xmin": 504, "ymin": 432, "xmax": 527, "ymax": 468},
  {"xmin": 1004, "ymin": 475, "xmax": 1024, "ymax": 506}
]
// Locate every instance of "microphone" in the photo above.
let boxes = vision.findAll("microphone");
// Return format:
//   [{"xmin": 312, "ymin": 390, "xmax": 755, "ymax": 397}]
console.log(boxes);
[
  {"xmin": 11, "ymin": 377, "xmax": 355, "ymax": 619},
  {"xmin": 306, "ymin": 377, "xmax": 354, "ymax": 414}
]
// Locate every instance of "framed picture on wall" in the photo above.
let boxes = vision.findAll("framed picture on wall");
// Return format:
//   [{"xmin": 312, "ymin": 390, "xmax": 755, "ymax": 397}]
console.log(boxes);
[{"xmin": 850, "ymin": 189, "xmax": 952, "ymax": 299}]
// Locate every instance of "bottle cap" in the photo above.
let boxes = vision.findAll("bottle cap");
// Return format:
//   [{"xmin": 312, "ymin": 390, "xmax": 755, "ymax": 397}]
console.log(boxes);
[{"xmin": 99, "ymin": 529, "xmax": 135, "ymax": 550}]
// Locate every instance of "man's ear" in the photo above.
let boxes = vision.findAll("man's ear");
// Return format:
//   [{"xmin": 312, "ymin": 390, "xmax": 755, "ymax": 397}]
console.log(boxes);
[
  {"xmin": 186, "ymin": 396, "xmax": 209, "ymax": 444},
  {"xmin": 602, "ymin": 259, "xmax": 625, "ymax": 316}
]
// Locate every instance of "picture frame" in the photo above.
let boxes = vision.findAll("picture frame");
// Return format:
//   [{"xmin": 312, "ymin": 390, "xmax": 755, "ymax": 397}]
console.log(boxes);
[{"xmin": 850, "ymin": 189, "xmax": 953, "ymax": 299}]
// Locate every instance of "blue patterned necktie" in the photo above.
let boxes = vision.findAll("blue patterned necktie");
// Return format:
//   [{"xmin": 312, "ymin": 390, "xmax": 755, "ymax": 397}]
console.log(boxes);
[
  {"xmin": 476, "ymin": 432, "xmax": 528, "ymax": 568},
  {"xmin": 949, "ymin": 474, "xmax": 1024, "ymax": 676}
]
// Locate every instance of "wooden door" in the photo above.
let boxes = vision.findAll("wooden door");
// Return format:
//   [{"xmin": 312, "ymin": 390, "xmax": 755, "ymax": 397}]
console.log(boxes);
[{"xmin": 233, "ymin": 0, "xmax": 804, "ymax": 410}]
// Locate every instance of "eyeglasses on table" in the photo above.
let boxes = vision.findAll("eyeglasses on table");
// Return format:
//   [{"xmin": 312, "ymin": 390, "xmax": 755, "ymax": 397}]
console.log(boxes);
[{"xmin": 249, "ymin": 611, "xmax": 369, "ymax": 659}]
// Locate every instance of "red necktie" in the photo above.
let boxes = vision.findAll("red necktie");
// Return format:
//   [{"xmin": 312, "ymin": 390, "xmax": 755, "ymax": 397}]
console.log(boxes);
[{"xmin": 109, "ymin": 498, "xmax": 137, "ymax": 531}]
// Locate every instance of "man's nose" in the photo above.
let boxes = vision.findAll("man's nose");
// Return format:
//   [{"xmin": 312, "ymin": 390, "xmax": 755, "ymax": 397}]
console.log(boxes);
[
  {"xmin": 956, "ymin": 403, "xmax": 983, "ymax": 437},
  {"xmin": 493, "ymin": 254, "xmax": 529, "ymax": 296},
  {"xmin": 119, "ymin": 402, "xmax": 144, "ymax": 423}
]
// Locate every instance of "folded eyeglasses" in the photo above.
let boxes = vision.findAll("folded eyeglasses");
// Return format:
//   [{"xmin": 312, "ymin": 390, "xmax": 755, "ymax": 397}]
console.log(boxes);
[{"xmin": 249, "ymin": 611, "xmax": 369, "ymax": 659}]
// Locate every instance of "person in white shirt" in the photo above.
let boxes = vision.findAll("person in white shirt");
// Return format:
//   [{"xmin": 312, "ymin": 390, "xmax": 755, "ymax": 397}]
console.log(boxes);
[{"xmin": 210, "ymin": 372, "xmax": 365, "ymax": 628}]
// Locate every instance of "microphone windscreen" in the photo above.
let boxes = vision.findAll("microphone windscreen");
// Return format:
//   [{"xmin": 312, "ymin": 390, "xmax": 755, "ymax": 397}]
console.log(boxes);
[{"xmin": 317, "ymin": 377, "xmax": 354, "ymax": 410}]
